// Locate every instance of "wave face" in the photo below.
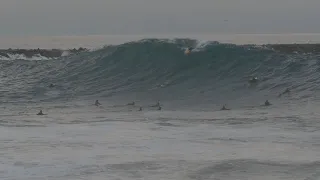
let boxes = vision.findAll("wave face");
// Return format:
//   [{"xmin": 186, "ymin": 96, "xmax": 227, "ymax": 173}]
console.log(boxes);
[{"xmin": 1, "ymin": 39, "xmax": 319, "ymax": 108}]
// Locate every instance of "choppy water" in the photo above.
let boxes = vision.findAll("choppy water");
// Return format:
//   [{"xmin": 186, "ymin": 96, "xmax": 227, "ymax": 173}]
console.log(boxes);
[{"xmin": 1, "ymin": 38, "xmax": 319, "ymax": 180}]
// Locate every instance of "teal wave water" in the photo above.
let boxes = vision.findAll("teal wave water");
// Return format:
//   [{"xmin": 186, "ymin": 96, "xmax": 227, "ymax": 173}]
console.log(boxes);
[
  {"xmin": 1, "ymin": 38, "xmax": 320, "ymax": 180},
  {"xmin": 1, "ymin": 39, "xmax": 319, "ymax": 108}
]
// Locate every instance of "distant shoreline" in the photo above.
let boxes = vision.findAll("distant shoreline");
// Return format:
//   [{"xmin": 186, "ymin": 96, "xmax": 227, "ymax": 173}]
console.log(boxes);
[{"xmin": 0, "ymin": 47, "xmax": 88, "ymax": 58}]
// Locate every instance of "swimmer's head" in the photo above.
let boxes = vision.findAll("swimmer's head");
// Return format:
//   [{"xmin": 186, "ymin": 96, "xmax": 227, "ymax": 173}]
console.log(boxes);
[
  {"xmin": 37, "ymin": 110, "xmax": 43, "ymax": 115},
  {"xmin": 265, "ymin": 100, "xmax": 270, "ymax": 105}
]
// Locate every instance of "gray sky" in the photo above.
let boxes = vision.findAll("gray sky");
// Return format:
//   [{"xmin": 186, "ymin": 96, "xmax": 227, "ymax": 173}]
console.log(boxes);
[{"xmin": 1, "ymin": 0, "xmax": 320, "ymax": 36}]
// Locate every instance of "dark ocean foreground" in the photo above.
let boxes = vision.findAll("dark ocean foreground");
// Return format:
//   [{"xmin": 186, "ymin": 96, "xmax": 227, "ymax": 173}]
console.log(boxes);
[{"xmin": 0, "ymin": 39, "xmax": 319, "ymax": 180}]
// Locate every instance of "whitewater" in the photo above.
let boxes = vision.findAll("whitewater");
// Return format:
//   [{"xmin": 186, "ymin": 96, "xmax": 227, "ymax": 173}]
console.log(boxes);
[{"xmin": 0, "ymin": 38, "xmax": 320, "ymax": 180}]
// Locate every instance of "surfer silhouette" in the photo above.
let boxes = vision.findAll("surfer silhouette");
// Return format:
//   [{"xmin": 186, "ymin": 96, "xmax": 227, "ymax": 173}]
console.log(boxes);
[
  {"xmin": 221, "ymin": 104, "xmax": 230, "ymax": 110},
  {"xmin": 264, "ymin": 100, "xmax": 271, "ymax": 106},
  {"xmin": 37, "ymin": 110, "xmax": 45, "ymax": 115},
  {"xmin": 94, "ymin": 100, "xmax": 101, "ymax": 106}
]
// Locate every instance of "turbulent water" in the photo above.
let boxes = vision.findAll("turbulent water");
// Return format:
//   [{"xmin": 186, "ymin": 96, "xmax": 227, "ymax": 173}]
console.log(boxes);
[{"xmin": 1, "ymin": 39, "xmax": 320, "ymax": 180}]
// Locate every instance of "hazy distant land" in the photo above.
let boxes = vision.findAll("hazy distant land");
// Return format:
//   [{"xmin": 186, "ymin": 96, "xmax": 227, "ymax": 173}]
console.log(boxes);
[{"xmin": 0, "ymin": 47, "xmax": 88, "ymax": 58}]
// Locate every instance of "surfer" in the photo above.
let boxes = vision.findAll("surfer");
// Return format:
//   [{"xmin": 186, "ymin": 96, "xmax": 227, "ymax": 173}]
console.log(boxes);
[
  {"xmin": 264, "ymin": 100, "xmax": 271, "ymax": 106},
  {"xmin": 37, "ymin": 110, "xmax": 45, "ymax": 115},
  {"xmin": 94, "ymin": 100, "xmax": 101, "ymax": 106},
  {"xmin": 221, "ymin": 104, "xmax": 230, "ymax": 110},
  {"xmin": 138, "ymin": 107, "xmax": 143, "ymax": 111},
  {"xmin": 127, "ymin": 101, "xmax": 135, "ymax": 106},
  {"xmin": 184, "ymin": 47, "xmax": 193, "ymax": 55},
  {"xmin": 158, "ymin": 106, "xmax": 162, "ymax": 111},
  {"xmin": 278, "ymin": 88, "xmax": 290, "ymax": 97}
]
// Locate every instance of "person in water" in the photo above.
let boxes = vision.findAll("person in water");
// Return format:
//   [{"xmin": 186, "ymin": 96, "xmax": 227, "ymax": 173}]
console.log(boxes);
[
  {"xmin": 138, "ymin": 107, "xmax": 143, "ymax": 111},
  {"xmin": 49, "ymin": 84, "xmax": 54, "ymax": 88},
  {"xmin": 94, "ymin": 100, "xmax": 101, "ymax": 106},
  {"xmin": 37, "ymin": 110, "xmax": 45, "ymax": 115},
  {"xmin": 221, "ymin": 104, "xmax": 230, "ymax": 110},
  {"xmin": 184, "ymin": 47, "xmax": 193, "ymax": 55},
  {"xmin": 127, "ymin": 101, "xmax": 135, "ymax": 106},
  {"xmin": 158, "ymin": 106, "xmax": 162, "ymax": 110},
  {"xmin": 278, "ymin": 88, "xmax": 290, "ymax": 97},
  {"xmin": 264, "ymin": 100, "xmax": 271, "ymax": 106}
]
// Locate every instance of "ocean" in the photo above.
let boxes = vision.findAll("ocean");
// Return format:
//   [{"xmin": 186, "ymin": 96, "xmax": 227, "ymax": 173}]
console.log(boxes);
[{"xmin": 0, "ymin": 34, "xmax": 320, "ymax": 180}]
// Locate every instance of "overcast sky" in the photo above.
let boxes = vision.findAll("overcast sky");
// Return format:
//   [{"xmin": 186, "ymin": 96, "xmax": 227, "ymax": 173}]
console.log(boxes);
[{"xmin": 1, "ymin": 0, "xmax": 320, "ymax": 36}]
